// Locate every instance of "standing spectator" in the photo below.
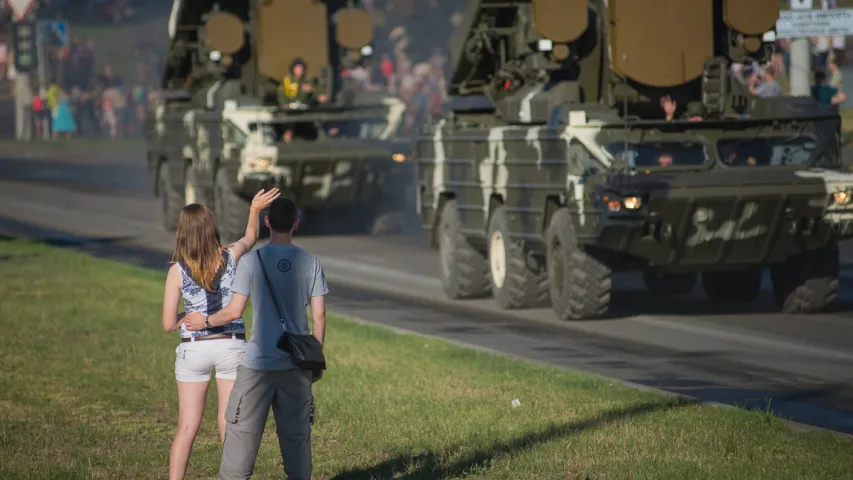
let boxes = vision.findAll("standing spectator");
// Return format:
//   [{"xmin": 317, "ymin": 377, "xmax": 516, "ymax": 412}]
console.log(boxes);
[
  {"xmin": 828, "ymin": 59, "xmax": 843, "ymax": 89},
  {"xmin": 51, "ymin": 87, "xmax": 76, "ymax": 140},
  {"xmin": 32, "ymin": 94, "xmax": 47, "ymax": 139},
  {"xmin": 128, "ymin": 83, "xmax": 147, "ymax": 137},
  {"xmin": 832, "ymin": 35, "xmax": 846, "ymax": 66},
  {"xmin": 77, "ymin": 89, "xmax": 97, "ymax": 136},
  {"xmin": 46, "ymin": 81, "xmax": 61, "ymax": 115},
  {"xmin": 98, "ymin": 64, "xmax": 123, "ymax": 89},
  {"xmin": 101, "ymin": 86, "xmax": 121, "ymax": 138},
  {"xmin": 749, "ymin": 65, "xmax": 782, "ymax": 98},
  {"xmin": 380, "ymin": 53, "xmax": 394, "ymax": 90},
  {"xmin": 184, "ymin": 197, "xmax": 328, "ymax": 480},
  {"xmin": 812, "ymin": 70, "xmax": 848, "ymax": 107},
  {"xmin": 812, "ymin": 36, "xmax": 831, "ymax": 73},
  {"xmin": 0, "ymin": 42, "xmax": 8, "ymax": 80}
]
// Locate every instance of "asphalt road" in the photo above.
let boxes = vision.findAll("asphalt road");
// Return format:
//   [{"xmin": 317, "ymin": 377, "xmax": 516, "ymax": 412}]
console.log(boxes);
[{"xmin": 3, "ymin": 144, "xmax": 853, "ymax": 436}]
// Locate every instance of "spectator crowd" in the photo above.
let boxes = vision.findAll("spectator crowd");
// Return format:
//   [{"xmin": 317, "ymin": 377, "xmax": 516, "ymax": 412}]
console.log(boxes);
[
  {"xmin": 341, "ymin": 0, "xmax": 461, "ymax": 136},
  {"xmin": 3, "ymin": 0, "xmax": 850, "ymax": 142},
  {"xmin": 0, "ymin": 0, "xmax": 164, "ymax": 140}
]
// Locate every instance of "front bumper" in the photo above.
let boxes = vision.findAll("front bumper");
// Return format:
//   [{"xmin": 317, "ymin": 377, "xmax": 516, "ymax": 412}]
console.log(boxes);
[
  {"xmin": 588, "ymin": 192, "xmax": 849, "ymax": 270},
  {"xmin": 237, "ymin": 156, "xmax": 394, "ymax": 209}
]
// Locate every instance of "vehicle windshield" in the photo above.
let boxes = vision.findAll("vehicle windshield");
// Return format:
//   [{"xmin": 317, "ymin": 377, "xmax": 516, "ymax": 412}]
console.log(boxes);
[
  {"xmin": 251, "ymin": 122, "xmax": 318, "ymax": 144},
  {"xmin": 322, "ymin": 118, "xmax": 390, "ymax": 139},
  {"xmin": 717, "ymin": 136, "xmax": 817, "ymax": 167},
  {"xmin": 606, "ymin": 141, "xmax": 708, "ymax": 168},
  {"xmin": 249, "ymin": 118, "xmax": 391, "ymax": 144}
]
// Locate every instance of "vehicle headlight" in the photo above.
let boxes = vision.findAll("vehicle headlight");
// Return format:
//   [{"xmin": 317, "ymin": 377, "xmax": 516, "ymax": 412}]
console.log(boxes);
[
  {"xmin": 247, "ymin": 157, "xmax": 272, "ymax": 169},
  {"xmin": 833, "ymin": 191, "xmax": 851, "ymax": 205},
  {"xmin": 392, "ymin": 153, "xmax": 406, "ymax": 163},
  {"xmin": 623, "ymin": 196, "xmax": 642, "ymax": 210},
  {"xmin": 603, "ymin": 195, "xmax": 642, "ymax": 213},
  {"xmin": 606, "ymin": 198, "xmax": 621, "ymax": 212}
]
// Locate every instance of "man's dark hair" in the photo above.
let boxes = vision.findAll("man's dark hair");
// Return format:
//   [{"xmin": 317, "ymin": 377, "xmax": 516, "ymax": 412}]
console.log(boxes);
[
  {"xmin": 268, "ymin": 197, "xmax": 299, "ymax": 233},
  {"xmin": 815, "ymin": 70, "xmax": 827, "ymax": 84},
  {"xmin": 289, "ymin": 57, "xmax": 307, "ymax": 75}
]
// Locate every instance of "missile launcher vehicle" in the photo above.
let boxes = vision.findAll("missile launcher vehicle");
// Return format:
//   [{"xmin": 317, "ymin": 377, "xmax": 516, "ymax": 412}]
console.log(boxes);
[
  {"xmin": 415, "ymin": 0, "xmax": 853, "ymax": 319},
  {"xmin": 146, "ymin": 0, "xmax": 409, "ymax": 241}
]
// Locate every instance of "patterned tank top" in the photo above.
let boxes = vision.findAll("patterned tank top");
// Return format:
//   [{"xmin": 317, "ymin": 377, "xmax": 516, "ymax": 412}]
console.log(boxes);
[{"xmin": 177, "ymin": 248, "xmax": 246, "ymax": 338}]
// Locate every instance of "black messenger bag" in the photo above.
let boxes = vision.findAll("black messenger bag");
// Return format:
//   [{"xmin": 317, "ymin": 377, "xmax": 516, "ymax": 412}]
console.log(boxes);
[{"xmin": 256, "ymin": 250, "xmax": 326, "ymax": 371}]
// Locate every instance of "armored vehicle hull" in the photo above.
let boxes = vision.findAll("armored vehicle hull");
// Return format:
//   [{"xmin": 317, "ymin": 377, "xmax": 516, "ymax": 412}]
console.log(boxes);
[
  {"xmin": 416, "ymin": 0, "xmax": 853, "ymax": 318},
  {"xmin": 148, "ymin": 0, "xmax": 410, "ymax": 239},
  {"xmin": 416, "ymin": 114, "xmax": 853, "ymax": 319},
  {"xmin": 147, "ymin": 99, "xmax": 409, "ymax": 240}
]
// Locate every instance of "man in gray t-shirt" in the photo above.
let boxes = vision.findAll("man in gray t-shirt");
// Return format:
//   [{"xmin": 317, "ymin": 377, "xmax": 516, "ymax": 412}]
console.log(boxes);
[
  {"xmin": 749, "ymin": 66, "xmax": 782, "ymax": 98},
  {"xmin": 185, "ymin": 198, "xmax": 327, "ymax": 480}
]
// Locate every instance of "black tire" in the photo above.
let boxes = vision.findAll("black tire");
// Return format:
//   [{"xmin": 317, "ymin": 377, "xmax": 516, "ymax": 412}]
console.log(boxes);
[
  {"xmin": 487, "ymin": 206, "xmax": 549, "ymax": 309},
  {"xmin": 370, "ymin": 210, "xmax": 405, "ymax": 236},
  {"xmin": 701, "ymin": 269, "xmax": 763, "ymax": 304},
  {"xmin": 185, "ymin": 166, "xmax": 214, "ymax": 208},
  {"xmin": 158, "ymin": 164, "xmax": 182, "ymax": 232},
  {"xmin": 214, "ymin": 169, "xmax": 250, "ymax": 243},
  {"xmin": 437, "ymin": 199, "xmax": 491, "ymax": 299},
  {"xmin": 546, "ymin": 208, "xmax": 612, "ymax": 320},
  {"xmin": 643, "ymin": 272, "xmax": 698, "ymax": 296},
  {"xmin": 770, "ymin": 241, "xmax": 839, "ymax": 314}
]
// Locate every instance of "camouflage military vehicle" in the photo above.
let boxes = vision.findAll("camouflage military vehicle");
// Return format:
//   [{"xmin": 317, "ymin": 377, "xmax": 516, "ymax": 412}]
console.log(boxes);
[
  {"xmin": 146, "ymin": 0, "xmax": 409, "ymax": 241},
  {"xmin": 415, "ymin": 0, "xmax": 853, "ymax": 320}
]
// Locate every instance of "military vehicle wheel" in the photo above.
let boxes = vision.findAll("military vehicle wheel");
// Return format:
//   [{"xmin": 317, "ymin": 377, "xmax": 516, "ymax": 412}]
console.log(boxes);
[
  {"xmin": 437, "ymin": 199, "xmax": 490, "ymax": 299},
  {"xmin": 214, "ymin": 169, "xmax": 250, "ymax": 243},
  {"xmin": 770, "ymin": 242, "xmax": 839, "ymax": 314},
  {"xmin": 642, "ymin": 272, "xmax": 697, "ymax": 296},
  {"xmin": 158, "ymin": 164, "xmax": 182, "ymax": 232},
  {"xmin": 184, "ymin": 166, "xmax": 214, "ymax": 207},
  {"xmin": 546, "ymin": 209, "xmax": 612, "ymax": 320},
  {"xmin": 487, "ymin": 206, "xmax": 548, "ymax": 309},
  {"xmin": 370, "ymin": 210, "xmax": 405, "ymax": 236},
  {"xmin": 701, "ymin": 269, "xmax": 762, "ymax": 304}
]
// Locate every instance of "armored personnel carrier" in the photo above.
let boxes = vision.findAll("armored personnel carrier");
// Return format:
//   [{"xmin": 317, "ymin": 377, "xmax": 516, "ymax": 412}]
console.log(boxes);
[
  {"xmin": 415, "ymin": 0, "xmax": 853, "ymax": 319},
  {"xmin": 146, "ymin": 0, "xmax": 409, "ymax": 241}
]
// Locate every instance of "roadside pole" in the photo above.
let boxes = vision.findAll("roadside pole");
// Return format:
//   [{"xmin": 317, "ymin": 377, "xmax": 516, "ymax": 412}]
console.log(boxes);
[
  {"xmin": 7, "ymin": 0, "xmax": 38, "ymax": 141},
  {"xmin": 36, "ymin": 20, "xmax": 48, "ymax": 139},
  {"xmin": 789, "ymin": 0, "xmax": 813, "ymax": 96}
]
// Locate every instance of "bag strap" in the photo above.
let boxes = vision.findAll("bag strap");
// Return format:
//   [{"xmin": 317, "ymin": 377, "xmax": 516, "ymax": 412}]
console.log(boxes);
[{"xmin": 255, "ymin": 249, "xmax": 289, "ymax": 332}]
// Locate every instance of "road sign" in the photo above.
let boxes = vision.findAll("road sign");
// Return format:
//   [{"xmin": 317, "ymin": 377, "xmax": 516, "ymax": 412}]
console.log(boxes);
[
  {"xmin": 791, "ymin": 0, "xmax": 814, "ymax": 10},
  {"xmin": 776, "ymin": 8, "xmax": 853, "ymax": 38},
  {"xmin": 11, "ymin": 20, "xmax": 37, "ymax": 72},
  {"xmin": 5, "ymin": 0, "xmax": 35, "ymax": 21},
  {"xmin": 41, "ymin": 21, "xmax": 69, "ymax": 47}
]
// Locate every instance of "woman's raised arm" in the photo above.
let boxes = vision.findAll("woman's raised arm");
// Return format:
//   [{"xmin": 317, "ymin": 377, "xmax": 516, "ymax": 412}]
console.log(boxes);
[{"xmin": 227, "ymin": 188, "xmax": 281, "ymax": 262}]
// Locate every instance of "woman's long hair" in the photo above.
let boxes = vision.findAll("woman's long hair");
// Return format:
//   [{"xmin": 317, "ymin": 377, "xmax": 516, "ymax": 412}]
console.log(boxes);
[{"xmin": 172, "ymin": 204, "xmax": 224, "ymax": 292}]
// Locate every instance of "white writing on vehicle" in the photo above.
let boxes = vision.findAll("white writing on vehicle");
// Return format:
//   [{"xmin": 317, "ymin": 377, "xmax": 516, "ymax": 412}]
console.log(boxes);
[{"xmin": 686, "ymin": 203, "xmax": 767, "ymax": 247}]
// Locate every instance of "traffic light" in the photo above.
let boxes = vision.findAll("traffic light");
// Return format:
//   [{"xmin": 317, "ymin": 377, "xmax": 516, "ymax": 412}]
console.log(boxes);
[{"xmin": 11, "ymin": 21, "xmax": 38, "ymax": 73}]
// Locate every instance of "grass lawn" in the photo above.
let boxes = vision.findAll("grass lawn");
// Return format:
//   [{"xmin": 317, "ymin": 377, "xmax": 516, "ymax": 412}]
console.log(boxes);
[{"xmin": 2, "ymin": 238, "xmax": 853, "ymax": 479}]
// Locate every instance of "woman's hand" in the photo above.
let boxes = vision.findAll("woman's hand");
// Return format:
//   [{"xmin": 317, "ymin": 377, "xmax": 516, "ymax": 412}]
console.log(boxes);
[
  {"xmin": 184, "ymin": 312, "xmax": 207, "ymax": 330},
  {"xmin": 250, "ymin": 188, "xmax": 281, "ymax": 211}
]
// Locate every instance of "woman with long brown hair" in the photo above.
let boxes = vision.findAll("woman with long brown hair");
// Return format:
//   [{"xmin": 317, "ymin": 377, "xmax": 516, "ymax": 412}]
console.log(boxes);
[{"xmin": 161, "ymin": 188, "xmax": 279, "ymax": 480}]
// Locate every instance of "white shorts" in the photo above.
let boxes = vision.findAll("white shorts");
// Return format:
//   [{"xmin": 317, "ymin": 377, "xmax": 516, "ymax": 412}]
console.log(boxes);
[{"xmin": 175, "ymin": 337, "xmax": 247, "ymax": 383}]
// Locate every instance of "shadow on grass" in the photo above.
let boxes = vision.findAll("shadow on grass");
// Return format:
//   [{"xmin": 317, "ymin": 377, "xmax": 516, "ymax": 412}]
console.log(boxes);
[
  {"xmin": 0, "ymin": 226, "xmax": 170, "ymax": 271},
  {"xmin": 332, "ymin": 399, "xmax": 689, "ymax": 480}
]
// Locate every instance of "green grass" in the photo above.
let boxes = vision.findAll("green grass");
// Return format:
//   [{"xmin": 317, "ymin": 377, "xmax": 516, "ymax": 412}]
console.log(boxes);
[{"xmin": 2, "ymin": 238, "xmax": 853, "ymax": 479}]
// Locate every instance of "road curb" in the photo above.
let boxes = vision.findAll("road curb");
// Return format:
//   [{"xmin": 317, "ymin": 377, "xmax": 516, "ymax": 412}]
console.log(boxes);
[{"xmin": 336, "ymin": 311, "xmax": 853, "ymax": 440}]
